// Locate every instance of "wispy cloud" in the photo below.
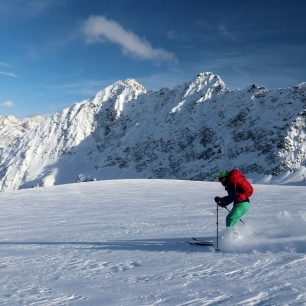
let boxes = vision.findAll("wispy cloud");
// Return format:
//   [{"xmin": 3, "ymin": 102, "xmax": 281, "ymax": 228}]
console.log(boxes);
[
  {"xmin": 0, "ymin": 61, "xmax": 17, "ymax": 78},
  {"xmin": 26, "ymin": 30, "xmax": 79, "ymax": 60},
  {"xmin": 82, "ymin": 15, "xmax": 176, "ymax": 62},
  {"xmin": 218, "ymin": 25, "xmax": 237, "ymax": 41},
  {"xmin": 190, "ymin": 44, "xmax": 306, "ymax": 89},
  {"xmin": 0, "ymin": 0, "xmax": 70, "ymax": 18},
  {"xmin": 50, "ymin": 79, "xmax": 116, "ymax": 96},
  {"xmin": 137, "ymin": 71, "xmax": 188, "ymax": 90},
  {"xmin": 0, "ymin": 61, "xmax": 11, "ymax": 68},
  {"xmin": 0, "ymin": 71, "xmax": 18, "ymax": 78},
  {"xmin": 1, "ymin": 100, "xmax": 15, "ymax": 108}
]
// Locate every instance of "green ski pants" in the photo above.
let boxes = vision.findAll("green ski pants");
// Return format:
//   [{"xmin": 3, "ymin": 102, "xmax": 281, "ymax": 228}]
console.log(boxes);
[{"xmin": 226, "ymin": 201, "xmax": 250, "ymax": 228}]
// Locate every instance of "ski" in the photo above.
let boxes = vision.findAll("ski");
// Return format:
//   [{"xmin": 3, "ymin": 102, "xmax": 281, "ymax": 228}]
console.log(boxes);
[
  {"xmin": 188, "ymin": 241, "xmax": 214, "ymax": 246},
  {"xmin": 187, "ymin": 237, "xmax": 214, "ymax": 246},
  {"xmin": 192, "ymin": 237, "xmax": 214, "ymax": 243}
]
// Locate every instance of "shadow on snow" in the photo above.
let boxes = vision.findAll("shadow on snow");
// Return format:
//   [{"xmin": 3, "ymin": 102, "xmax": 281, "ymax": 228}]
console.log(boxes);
[
  {"xmin": 1, "ymin": 236, "xmax": 306, "ymax": 253},
  {"xmin": 0, "ymin": 237, "xmax": 215, "ymax": 253}
]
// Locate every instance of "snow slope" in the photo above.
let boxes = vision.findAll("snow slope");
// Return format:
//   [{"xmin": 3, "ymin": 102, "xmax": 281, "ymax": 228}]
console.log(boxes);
[
  {"xmin": 0, "ymin": 179, "xmax": 306, "ymax": 305},
  {"xmin": 1, "ymin": 73, "xmax": 306, "ymax": 191}
]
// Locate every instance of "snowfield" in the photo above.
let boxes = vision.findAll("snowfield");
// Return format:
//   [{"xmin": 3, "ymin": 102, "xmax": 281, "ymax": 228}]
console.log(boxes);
[{"xmin": 0, "ymin": 179, "xmax": 306, "ymax": 305}]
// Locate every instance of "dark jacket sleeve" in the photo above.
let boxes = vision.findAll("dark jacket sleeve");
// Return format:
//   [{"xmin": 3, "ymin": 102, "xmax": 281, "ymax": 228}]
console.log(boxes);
[{"xmin": 220, "ymin": 186, "xmax": 236, "ymax": 206}]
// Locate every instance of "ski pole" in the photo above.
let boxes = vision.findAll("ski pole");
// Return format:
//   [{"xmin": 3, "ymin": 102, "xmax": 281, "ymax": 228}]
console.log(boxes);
[
  {"xmin": 216, "ymin": 202, "xmax": 220, "ymax": 252},
  {"xmin": 223, "ymin": 206, "xmax": 258, "ymax": 235},
  {"xmin": 224, "ymin": 206, "xmax": 246, "ymax": 225}
]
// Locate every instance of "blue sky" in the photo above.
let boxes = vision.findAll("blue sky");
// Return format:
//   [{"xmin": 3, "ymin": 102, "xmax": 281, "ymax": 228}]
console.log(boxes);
[{"xmin": 1, "ymin": 0, "xmax": 306, "ymax": 118}]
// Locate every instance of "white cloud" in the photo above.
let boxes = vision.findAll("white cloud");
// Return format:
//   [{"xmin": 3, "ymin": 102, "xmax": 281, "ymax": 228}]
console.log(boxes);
[
  {"xmin": 82, "ymin": 15, "xmax": 176, "ymax": 62},
  {"xmin": 1, "ymin": 100, "xmax": 15, "ymax": 108},
  {"xmin": 0, "ymin": 71, "xmax": 18, "ymax": 78}
]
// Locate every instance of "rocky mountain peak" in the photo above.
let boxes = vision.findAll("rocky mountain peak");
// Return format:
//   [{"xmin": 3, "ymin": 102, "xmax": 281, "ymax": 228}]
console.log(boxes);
[
  {"xmin": 124, "ymin": 78, "xmax": 146, "ymax": 93},
  {"xmin": 184, "ymin": 72, "xmax": 227, "ymax": 98},
  {"xmin": 107, "ymin": 78, "xmax": 146, "ymax": 95}
]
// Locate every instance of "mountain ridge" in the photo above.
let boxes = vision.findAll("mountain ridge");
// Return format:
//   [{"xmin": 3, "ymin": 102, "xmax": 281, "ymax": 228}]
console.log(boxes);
[{"xmin": 1, "ymin": 72, "xmax": 306, "ymax": 191}]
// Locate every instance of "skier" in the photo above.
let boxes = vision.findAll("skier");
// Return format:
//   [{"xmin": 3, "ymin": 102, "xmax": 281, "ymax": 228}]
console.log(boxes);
[{"xmin": 214, "ymin": 169, "xmax": 253, "ymax": 233}]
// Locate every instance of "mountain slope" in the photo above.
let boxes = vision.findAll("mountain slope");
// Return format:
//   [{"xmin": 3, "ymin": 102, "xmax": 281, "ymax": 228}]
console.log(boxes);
[{"xmin": 1, "ymin": 73, "xmax": 306, "ymax": 191}]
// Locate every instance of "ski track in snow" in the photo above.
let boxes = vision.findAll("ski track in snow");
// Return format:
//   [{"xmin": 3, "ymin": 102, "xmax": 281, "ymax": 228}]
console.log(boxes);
[{"xmin": 0, "ymin": 180, "xmax": 306, "ymax": 305}]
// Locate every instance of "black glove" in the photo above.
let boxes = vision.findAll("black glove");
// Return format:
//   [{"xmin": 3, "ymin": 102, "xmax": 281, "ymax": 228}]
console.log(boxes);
[
  {"xmin": 214, "ymin": 196, "xmax": 221, "ymax": 204},
  {"xmin": 214, "ymin": 196, "xmax": 227, "ymax": 207}
]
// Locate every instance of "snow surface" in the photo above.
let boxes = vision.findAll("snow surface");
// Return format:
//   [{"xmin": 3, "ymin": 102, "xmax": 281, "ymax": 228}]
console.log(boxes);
[{"xmin": 1, "ymin": 179, "xmax": 306, "ymax": 305}]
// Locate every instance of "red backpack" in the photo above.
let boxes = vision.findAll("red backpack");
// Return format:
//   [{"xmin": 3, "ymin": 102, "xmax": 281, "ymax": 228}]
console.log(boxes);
[{"xmin": 227, "ymin": 169, "xmax": 253, "ymax": 203}]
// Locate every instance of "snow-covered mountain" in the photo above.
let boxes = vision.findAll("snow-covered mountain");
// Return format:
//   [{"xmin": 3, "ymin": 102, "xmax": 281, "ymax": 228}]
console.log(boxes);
[{"xmin": 1, "ymin": 72, "xmax": 306, "ymax": 191}]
